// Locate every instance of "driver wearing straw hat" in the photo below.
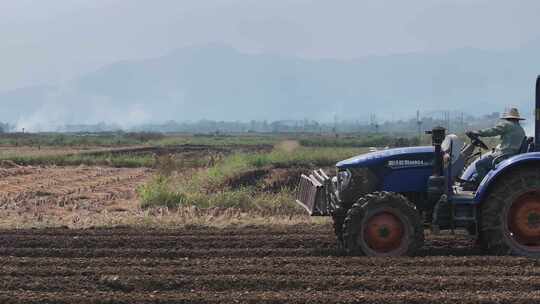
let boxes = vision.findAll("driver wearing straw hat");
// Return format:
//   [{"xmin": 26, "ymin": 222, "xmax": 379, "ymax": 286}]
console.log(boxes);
[{"xmin": 466, "ymin": 107, "xmax": 526, "ymax": 184}]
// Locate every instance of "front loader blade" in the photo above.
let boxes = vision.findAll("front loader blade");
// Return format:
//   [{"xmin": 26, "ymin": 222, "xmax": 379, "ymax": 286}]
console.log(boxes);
[{"xmin": 295, "ymin": 170, "xmax": 333, "ymax": 216}]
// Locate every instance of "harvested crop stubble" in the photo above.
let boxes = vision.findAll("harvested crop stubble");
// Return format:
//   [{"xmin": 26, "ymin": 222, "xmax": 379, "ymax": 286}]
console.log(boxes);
[
  {"xmin": 0, "ymin": 225, "xmax": 537, "ymax": 303},
  {"xmin": 0, "ymin": 165, "xmax": 315, "ymax": 228},
  {"xmin": 0, "ymin": 166, "xmax": 151, "ymax": 228}
]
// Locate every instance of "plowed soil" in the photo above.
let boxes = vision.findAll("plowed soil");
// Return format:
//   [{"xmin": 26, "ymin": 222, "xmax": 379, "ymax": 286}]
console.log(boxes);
[{"xmin": 0, "ymin": 225, "xmax": 538, "ymax": 304}]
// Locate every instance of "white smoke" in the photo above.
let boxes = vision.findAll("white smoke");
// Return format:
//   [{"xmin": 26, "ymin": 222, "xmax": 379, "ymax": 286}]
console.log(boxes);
[
  {"xmin": 14, "ymin": 85, "xmax": 154, "ymax": 132},
  {"xmin": 14, "ymin": 87, "xmax": 71, "ymax": 132},
  {"xmin": 88, "ymin": 96, "xmax": 152, "ymax": 129}
]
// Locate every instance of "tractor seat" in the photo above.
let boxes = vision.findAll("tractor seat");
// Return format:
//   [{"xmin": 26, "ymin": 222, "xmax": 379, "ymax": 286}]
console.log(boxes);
[
  {"xmin": 519, "ymin": 137, "xmax": 534, "ymax": 153},
  {"xmin": 524, "ymin": 137, "xmax": 535, "ymax": 153},
  {"xmin": 491, "ymin": 137, "xmax": 533, "ymax": 168}
]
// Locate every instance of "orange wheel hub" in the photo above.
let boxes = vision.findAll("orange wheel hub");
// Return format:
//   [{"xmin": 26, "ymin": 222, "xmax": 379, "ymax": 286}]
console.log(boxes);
[
  {"xmin": 508, "ymin": 192, "xmax": 540, "ymax": 247},
  {"xmin": 363, "ymin": 212, "xmax": 404, "ymax": 253}
]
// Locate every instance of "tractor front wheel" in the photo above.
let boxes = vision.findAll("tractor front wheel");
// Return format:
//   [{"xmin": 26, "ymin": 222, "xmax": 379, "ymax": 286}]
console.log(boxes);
[
  {"xmin": 480, "ymin": 167, "xmax": 540, "ymax": 257},
  {"xmin": 342, "ymin": 192, "xmax": 424, "ymax": 256}
]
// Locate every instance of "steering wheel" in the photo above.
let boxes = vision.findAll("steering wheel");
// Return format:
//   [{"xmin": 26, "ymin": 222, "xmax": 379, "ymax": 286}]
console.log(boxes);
[{"xmin": 466, "ymin": 131, "xmax": 489, "ymax": 150}]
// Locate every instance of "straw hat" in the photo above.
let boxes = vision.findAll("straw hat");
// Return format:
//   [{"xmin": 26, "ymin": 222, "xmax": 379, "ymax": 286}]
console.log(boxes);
[{"xmin": 501, "ymin": 107, "xmax": 525, "ymax": 120}]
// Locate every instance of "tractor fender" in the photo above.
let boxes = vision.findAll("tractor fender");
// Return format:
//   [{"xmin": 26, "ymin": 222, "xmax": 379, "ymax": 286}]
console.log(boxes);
[{"xmin": 474, "ymin": 152, "xmax": 540, "ymax": 204}]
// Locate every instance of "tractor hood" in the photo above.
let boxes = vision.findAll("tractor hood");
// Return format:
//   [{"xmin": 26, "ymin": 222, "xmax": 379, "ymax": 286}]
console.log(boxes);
[{"xmin": 336, "ymin": 146, "xmax": 435, "ymax": 169}]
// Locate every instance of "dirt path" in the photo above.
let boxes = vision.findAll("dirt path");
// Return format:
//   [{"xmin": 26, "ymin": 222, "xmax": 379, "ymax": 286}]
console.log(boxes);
[{"xmin": 0, "ymin": 225, "xmax": 537, "ymax": 303}]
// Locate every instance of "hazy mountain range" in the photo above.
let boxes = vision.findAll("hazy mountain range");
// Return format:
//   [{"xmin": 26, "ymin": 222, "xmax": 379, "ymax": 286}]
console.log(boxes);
[{"xmin": 1, "ymin": 44, "xmax": 539, "ymax": 131}]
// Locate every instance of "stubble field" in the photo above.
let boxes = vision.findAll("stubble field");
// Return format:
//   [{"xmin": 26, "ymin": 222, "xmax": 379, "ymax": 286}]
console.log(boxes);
[{"xmin": 0, "ymin": 165, "xmax": 151, "ymax": 228}]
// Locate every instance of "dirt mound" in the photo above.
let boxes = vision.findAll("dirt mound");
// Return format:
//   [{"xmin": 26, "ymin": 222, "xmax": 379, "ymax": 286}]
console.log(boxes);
[
  {"xmin": 223, "ymin": 167, "xmax": 308, "ymax": 192},
  {"xmin": 224, "ymin": 168, "xmax": 270, "ymax": 188},
  {"xmin": 0, "ymin": 160, "xmax": 19, "ymax": 168},
  {"xmin": 263, "ymin": 168, "xmax": 306, "ymax": 192},
  {"xmin": 0, "ymin": 225, "xmax": 535, "ymax": 303}
]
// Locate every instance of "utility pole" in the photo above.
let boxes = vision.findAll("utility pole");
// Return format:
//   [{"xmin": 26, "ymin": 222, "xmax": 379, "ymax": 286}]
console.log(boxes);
[
  {"xmin": 460, "ymin": 112, "xmax": 464, "ymax": 133},
  {"xmin": 416, "ymin": 110, "xmax": 423, "ymax": 139},
  {"xmin": 370, "ymin": 114, "xmax": 379, "ymax": 133},
  {"xmin": 443, "ymin": 111, "xmax": 450, "ymax": 133},
  {"xmin": 448, "ymin": 111, "xmax": 451, "ymax": 132},
  {"xmin": 333, "ymin": 114, "xmax": 338, "ymax": 136}
]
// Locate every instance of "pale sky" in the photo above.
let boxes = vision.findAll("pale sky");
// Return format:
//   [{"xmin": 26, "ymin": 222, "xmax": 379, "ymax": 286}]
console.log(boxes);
[{"xmin": 1, "ymin": 0, "xmax": 539, "ymax": 91}]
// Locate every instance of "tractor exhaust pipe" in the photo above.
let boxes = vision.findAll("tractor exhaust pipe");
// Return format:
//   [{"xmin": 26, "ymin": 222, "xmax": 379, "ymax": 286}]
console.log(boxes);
[
  {"xmin": 426, "ymin": 126, "xmax": 447, "ymax": 207},
  {"xmin": 427, "ymin": 126, "xmax": 446, "ymax": 177},
  {"xmin": 534, "ymin": 75, "xmax": 540, "ymax": 151}
]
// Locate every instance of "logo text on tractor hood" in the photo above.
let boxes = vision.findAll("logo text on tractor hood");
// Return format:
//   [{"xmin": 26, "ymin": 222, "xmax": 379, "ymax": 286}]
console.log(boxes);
[{"xmin": 387, "ymin": 159, "xmax": 429, "ymax": 169}]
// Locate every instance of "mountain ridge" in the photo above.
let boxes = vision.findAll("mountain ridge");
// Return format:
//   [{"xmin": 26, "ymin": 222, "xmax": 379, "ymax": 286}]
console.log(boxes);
[{"xmin": 1, "ymin": 44, "xmax": 539, "ymax": 131}]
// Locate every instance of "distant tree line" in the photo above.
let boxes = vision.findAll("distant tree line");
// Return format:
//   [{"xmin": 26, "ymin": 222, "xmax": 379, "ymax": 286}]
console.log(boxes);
[
  {"xmin": 0, "ymin": 122, "xmax": 10, "ymax": 133},
  {"xmin": 0, "ymin": 111, "xmax": 502, "ymax": 135},
  {"xmin": 130, "ymin": 113, "xmax": 499, "ymax": 135}
]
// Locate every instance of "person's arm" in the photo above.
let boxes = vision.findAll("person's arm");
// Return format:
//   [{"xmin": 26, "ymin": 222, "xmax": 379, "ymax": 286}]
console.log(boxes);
[{"xmin": 476, "ymin": 122, "xmax": 508, "ymax": 137}]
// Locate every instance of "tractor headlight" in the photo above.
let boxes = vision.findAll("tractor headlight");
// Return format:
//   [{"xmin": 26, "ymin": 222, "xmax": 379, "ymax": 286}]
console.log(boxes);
[
  {"xmin": 338, "ymin": 167, "xmax": 377, "ymax": 204},
  {"xmin": 337, "ymin": 169, "xmax": 352, "ymax": 191}
]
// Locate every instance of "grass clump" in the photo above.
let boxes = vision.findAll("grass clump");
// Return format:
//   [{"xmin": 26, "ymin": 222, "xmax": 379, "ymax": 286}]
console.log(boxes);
[
  {"xmin": 204, "ymin": 146, "xmax": 363, "ymax": 175},
  {"xmin": 140, "ymin": 177, "xmax": 302, "ymax": 215},
  {"xmin": 299, "ymin": 135, "xmax": 420, "ymax": 148},
  {"xmin": 244, "ymin": 147, "xmax": 366, "ymax": 168},
  {"xmin": 138, "ymin": 175, "xmax": 187, "ymax": 209},
  {"xmin": 137, "ymin": 144, "xmax": 366, "ymax": 215},
  {"xmin": 4, "ymin": 154, "xmax": 154, "ymax": 168},
  {"xmin": 151, "ymin": 134, "xmax": 280, "ymax": 147},
  {"xmin": 163, "ymin": 145, "xmax": 367, "ymax": 196},
  {"xmin": 206, "ymin": 154, "xmax": 251, "ymax": 185},
  {"xmin": 0, "ymin": 132, "xmax": 163, "ymax": 147},
  {"xmin": 186, "ymin": 188, "xmax": 257, "ymax": 210}
]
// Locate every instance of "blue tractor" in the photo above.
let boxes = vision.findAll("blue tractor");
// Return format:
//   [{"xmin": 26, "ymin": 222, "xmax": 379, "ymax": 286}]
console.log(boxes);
[{"xmin": 296, "ymin": 76, "xmax": 540, "ymax": 257}]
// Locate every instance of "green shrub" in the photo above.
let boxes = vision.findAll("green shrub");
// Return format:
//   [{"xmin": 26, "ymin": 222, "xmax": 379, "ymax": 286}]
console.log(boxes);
[
  {"xmin": 137, "ymin": 144, "xmax": 368, "ymax": 214},
  {"xmin": 208, "ymin": 188, "xmax": 255, "ymax": 209},
  {"xmin": 137, "ymin": 175, "xmax": 187, "ymax": 209},
  {"xmin": 242, "ymin": 147, "xmax": 366, "ymax": 168}
]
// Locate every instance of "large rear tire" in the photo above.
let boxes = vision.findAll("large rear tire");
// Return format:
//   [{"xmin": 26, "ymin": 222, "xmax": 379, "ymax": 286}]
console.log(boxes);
[
  {"xmin": 480, "ymin": 167, "xmax": 540, "ymax": 257},
  {"xmin": 342, "ymin": 192, "xmax": 424, "ymax": 257}
]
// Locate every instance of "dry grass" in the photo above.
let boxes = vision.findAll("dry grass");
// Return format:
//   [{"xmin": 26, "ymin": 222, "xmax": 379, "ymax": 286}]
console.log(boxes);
[
  {"xmin": 0, "ymin": 206, "xmax": 328, "ymax": 229},
  {"xmin": 275, "ymin": 140, "xmax": 301, "ymax": 153},
  {"xmin": 0, "ymin": 145, "xmax": 146, "ymax": 158},
  {"xmin": 0, "ymin": 164, "xmax": 325, "ymax": 229}
]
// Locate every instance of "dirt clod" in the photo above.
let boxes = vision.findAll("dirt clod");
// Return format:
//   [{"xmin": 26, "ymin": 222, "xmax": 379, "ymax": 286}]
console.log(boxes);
[{"xmin": 0, "ymin": 160, "xmax": 19, "ymax": 168}]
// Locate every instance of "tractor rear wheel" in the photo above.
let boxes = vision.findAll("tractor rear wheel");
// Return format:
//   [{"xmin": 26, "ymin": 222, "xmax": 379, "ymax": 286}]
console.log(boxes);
[
  {"xmin": 480, "ymin": 167, "xmax": 540, "ymax": 257},
  {"xmin": 342, "ymin": 192, "xmax": 424, "ymax": 256}
]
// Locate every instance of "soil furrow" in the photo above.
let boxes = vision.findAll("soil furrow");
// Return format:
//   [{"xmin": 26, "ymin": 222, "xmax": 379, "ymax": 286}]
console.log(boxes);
[
  {"xmin": 0, "ymin": 290, "xmax": 538, "ymax": 304},
  {"xmin": 0, "ymin": 234, "xmax": 333, "ymax": 249},
  {"xmin": 0, "ymin": 225, "xmax": 533, "ymax": 302},
  {"xmin": 0, "ymin": 274, "xmax": 539, "ymax": 293},
  {"xmin": 0, "ymin": 255, "xmax": 534, "ymax": 268},
  {"xmin": 1, "ymin": 265, "xmax": 538, "ymax": 278}
]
